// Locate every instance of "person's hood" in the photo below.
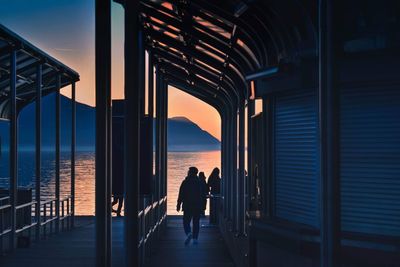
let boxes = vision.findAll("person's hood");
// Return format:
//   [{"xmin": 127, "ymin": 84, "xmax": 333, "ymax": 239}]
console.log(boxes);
[{"xmin": 185, "ymin": 174, "xmax": 198, "ymax": 181}]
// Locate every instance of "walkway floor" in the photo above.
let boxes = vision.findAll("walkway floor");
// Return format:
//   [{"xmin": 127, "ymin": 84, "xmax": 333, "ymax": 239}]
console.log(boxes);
[
  {"xmin": 145, "ymin": 216, "xmax": 235, "ymax": 267},
  {"xmin": 0, "ymin": 216, "xmax": 234, "ymax": 267}
]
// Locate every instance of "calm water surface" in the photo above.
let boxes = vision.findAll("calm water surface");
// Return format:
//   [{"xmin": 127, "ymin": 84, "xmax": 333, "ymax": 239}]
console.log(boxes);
[{"xmin": 0, "ymin": 150, "xmax": 220, "ymax": 215}]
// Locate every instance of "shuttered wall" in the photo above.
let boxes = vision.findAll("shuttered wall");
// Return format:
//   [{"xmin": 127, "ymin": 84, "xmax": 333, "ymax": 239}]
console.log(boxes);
[
  {"xmin": 341, "ymin": 85, "xmax": 400, "ymax": 236},
  {"xmin": 274, "ymin": 91, "xmax": 320, "ymax": 228}
]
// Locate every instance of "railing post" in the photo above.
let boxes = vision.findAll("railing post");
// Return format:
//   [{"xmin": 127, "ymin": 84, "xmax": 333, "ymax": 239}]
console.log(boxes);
[
  {"xmin": 61, "ymin": 201, "xmax": 65, "ymax": 231},
  {"xmin": 124, "ymin": 1, "xmax": 141, "ymax": 266},
  {"xmin": 35, "ymin": 64, "xmax": 42, "ymax": 241},
  {"xmin": 43, "ymin": 203, "xmax": 47, "ymax": 238},
  {"xmin": 67, "ymin": 198, "xmax": 70, "ymax": 230},
  {"xmin": 9, "ymin": 49, "xmax": 17, "ymax": 250},
  {"xmin": 55, "ymin": 74, "xmax": 61, "ymax": 234},
  {"xmin": 50, "ymin": 201, "xmax": 53, "ymax": 234},
  {"xmin": 71, "ymin": 82, "xmax": 76, "ymax": 229}
]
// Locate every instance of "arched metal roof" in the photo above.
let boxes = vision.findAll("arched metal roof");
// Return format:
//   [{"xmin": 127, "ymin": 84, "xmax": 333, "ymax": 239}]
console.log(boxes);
[
  {"xmin": 0, "ymin": 24, "xmax": 79, "ymax": 119},
  {"xmin": 115, "ymin": 0, "xmax": 317, "ymax": 112}
]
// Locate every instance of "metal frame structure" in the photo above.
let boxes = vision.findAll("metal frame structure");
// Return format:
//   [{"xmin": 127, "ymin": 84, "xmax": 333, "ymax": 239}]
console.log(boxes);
[
  {"xmin": 93, "ymin": 1, "xmax": 400, "ymax": 267},
  {"xmin": 0, "ymin": 24, "xmax": 79, "ymax": 252}
]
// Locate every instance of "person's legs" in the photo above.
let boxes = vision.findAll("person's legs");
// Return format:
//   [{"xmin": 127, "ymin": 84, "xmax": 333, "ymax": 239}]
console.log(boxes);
[
  {"xmin": 112, "ymin": 196, "xmax": 118, "ymax": 213},
  {"xmin": 183, "ymin": 211, "xmax": 192, "ymax": 235},
  {"xmin": 192, "ymin": 212, "xmax": 200, "ymax": 240},
  {"xmin": 183, "ymin": 210, "xmax": 193, "ymax": 245},
  {"xmin": 117, "ymin": 196, "xmax": 123, "ymax": 215}
]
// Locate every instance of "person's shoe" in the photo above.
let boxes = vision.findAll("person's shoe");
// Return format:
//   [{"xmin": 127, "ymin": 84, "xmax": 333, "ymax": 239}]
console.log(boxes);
[
  {"xmin": 193, "ymin": 239, "xmax": 198, "ymax": 245},
  {"xmin": 184, "ymin": 232, "xmax": 192, "ymax": 246}
]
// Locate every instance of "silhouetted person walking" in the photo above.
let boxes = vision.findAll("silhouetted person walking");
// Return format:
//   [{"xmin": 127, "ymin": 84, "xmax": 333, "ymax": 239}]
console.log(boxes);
[
  {"xmin": 112, "ymin": 118, "xmax": 124, "ymax": 217},
  {"xmin": 207, "ymin": 167, "xmax": 221, "ymax": 224},
  {"xmin": 177, "ymin": 167, "xmax": 206, "ymax": 245},
  {"xmin": 199, "ymin": 172, "xmax": 208, "ymax": 217}
]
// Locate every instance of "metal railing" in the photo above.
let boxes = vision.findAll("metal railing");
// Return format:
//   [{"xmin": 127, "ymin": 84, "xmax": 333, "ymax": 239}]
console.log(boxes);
[
  {"xmin": 138, "ymin": 196, "xmax": 167, "ymax": 265},
  {"xmin": 0, "ymin": 194, "xmax": 75, "ymax": 253},
  {"xmin": 15, "ymin": 200, "xmax": 37, "ymax": 234},
  {"xmin": 0, "ymin": 196, "xmax": 11, "ymax": 238}
]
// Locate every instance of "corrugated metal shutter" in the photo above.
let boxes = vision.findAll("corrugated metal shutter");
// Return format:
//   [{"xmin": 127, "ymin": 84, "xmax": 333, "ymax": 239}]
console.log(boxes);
[
  {"xmin": 274, "ymin": 90, "xmax": 320, "ymax": 228},
  {"xmin": 341, "ymin": 85, "xmax": 400, "ymax": 236}
]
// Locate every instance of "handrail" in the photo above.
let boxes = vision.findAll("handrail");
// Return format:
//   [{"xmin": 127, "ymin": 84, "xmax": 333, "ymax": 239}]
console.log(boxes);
[
  {"xmin": 59, "ymin": 195, "xmax": 72, "ymax": 202},
  {"xmin": 41, "ymin": 216, "xmax": 58, "ymax": 226},
  {"xmin": 0, "ymin": 204, "xmax": 11, "ymax": 211},
  {"xmin": 16, "ymin": 200, "xmax": 37, "ymax": 210},
  {"xmin": 0, "ymin": 229, "xmax": 11, "ymax": 237},
  {"xmin": 0, "ymin": 196, "xmax": 10, "ymax": 202},
  {"xmin": 41, "ymin": 198, "xmax": 58, "ymax": 205},
  {"xmin": 16, "ymin": 221, "xmax": 37, "ymax": 234}
]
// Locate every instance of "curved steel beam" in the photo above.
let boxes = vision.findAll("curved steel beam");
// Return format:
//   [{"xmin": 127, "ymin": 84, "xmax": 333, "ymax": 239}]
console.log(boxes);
[
  {"xmin": 157, "ymin": 60, "xmax": 237, "ymax": 109},
  {"xmin": 144, "ymin": 27, "xmax": 246, "ymax": 99},
  {"xmin": 149, "ymin": 46, "xmax": 237, "ymax": 98}
]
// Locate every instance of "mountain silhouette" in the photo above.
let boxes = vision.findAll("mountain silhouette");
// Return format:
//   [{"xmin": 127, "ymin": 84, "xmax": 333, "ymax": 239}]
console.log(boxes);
[
  {"xmin": 0, "ymin": 94, "xmax": 220, "ymax": 152},
  {"xmin": 168, "ymin": 116, "xmax": 220, "ymax": 151}
]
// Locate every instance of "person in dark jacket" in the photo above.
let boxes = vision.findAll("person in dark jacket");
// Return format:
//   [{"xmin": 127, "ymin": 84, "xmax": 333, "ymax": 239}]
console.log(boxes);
[
  {"xmin": 207, "ymin": 167, "xmax": 221, "ymax": 224},
  {"xmin": 198, "ymin": 172, "xmax": 208, "ymax": 217},
  {"xmin": 177, "ymin": 167, "xmax": 206, "ymax": 245},
  {"xmin": 207, "ymin": 167, "xmax": 221, "ymax": 194}
]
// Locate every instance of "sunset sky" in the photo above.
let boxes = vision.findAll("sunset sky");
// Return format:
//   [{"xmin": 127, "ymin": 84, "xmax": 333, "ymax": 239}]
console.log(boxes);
[{"xmin": 0, "ymin": 0, "xmax": 221, "ymax": 140}]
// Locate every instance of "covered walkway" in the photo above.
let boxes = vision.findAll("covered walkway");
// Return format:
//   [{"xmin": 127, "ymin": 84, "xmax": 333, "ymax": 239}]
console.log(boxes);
[{"xmin": 0, "ymin": 216, "xmax": 234, "ymax": 267}]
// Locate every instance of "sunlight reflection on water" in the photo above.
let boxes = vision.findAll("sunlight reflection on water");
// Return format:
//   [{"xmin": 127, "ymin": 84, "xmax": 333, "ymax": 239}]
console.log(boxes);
[{"xmin": 0, "ymin": 150, "xmax": 220, "ymax": 216}]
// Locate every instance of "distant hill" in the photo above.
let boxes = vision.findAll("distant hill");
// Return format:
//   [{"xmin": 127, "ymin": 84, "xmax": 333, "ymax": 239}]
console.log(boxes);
[
  {"xmin": 0, "ymin": 94, "xmax": 95, "ymax": 151},
  {"xmin": 0, "ymin": 95, "xmax": 220, "ymax": 152},
  {"xmin": 168, "ymin": 116, "xmax": 220, "ymax": 151}
]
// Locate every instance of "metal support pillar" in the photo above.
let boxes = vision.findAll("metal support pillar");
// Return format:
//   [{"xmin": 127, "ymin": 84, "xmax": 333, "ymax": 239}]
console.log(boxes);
[
  {"xmin": 155, "ymin": 69, "xmax": 161, "ymax": 210},
  {"xmin": 71, "ymin": 82, "xmax": 76, "ymax": 228},
  {"xmin": 319, "ymin": 0, "xmax": 340, "ymax": 266},
  {"xmin": 160, "ymin": 78, "xmax": 168, "ymax": 200},
  {"xmin": 238, "ymin": 103, "xmax": 245, "ymax": 235},
  {"xmin": 147, "ymin": 54, "xmax": 154, "ymax": 205},
  {"xmin": 247, "ymin": 100, "xmax": 255, "ymax": 212},
  {"xmin": 106, "ymin": 57, "xmax": 112, "ymax": 267},
  {"xmin": 232, "ymin": 113, "xmax": 238, "ymax": 231},
  {"xmin": 35, "ymin": 64, "xmax": 42, "ymax": 241},
  {"xmin": 55, "ymin": 74, "xmax": 61, "ymax": 234},
  {"xmin": 226, "ymin": 115, "xmax": 232, "ymax": 222},
  {"xmin": 148, "ymin": 55, "xmax": 154, "ymax": 118},
  {"xmin": 95, "ymin": 0, "xmax": 111, "ymax": 266},
  {"xmin": 221, "ymin": 115, "xmax": 226, "ymax": 218},
  {"xmin": 9, "ymin": 49, "xmax": 17, "ymax": 250},
  {"xmin": 124, "ymin": 1, "xmax": 140, "ymax": 266}
]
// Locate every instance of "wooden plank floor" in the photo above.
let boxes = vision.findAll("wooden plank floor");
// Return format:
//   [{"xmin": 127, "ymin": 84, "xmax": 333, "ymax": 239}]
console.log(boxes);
[
  {"xmin": 0, "ymin": 216, "xmax": 234, "ymax": 267},
  {"xmin": 145, "ymin": 216, "xmax": 235, "ymax": 267}
]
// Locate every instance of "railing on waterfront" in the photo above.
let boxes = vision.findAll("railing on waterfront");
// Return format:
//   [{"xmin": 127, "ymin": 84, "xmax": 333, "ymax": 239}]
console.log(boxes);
[
  {"xmin": 0, "ymin": 194, "xmax": 74, "ymax": 253},
  {"xmin": 138, "ymin": 195, "xmax": 167, "ymax": 265},
  {"xmin": 0, "ymin": 196, "xmax": 12, "ymax": 239}
]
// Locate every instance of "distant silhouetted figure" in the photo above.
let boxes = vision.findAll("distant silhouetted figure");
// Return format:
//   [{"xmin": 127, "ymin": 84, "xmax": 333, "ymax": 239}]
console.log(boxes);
[
  {"xmin": 112, "ymin": 116, "xmax": 124, "ymax": 217},
  {"xmin": 112, "ymin": 162, "xmax": 124, "ymax": 217},
  {"xmin": 207, "ymin": 167, "xmax": 221, "ymax": 224},
  {"xmin": 199, "ymin": 172, "xmax": 208, "ymax": 217},
  {"xmin": 177, "ymin": 167, "xmax": 206, "ymax": 245}
]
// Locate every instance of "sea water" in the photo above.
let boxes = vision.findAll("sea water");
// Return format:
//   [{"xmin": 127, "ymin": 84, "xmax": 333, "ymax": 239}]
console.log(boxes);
[{"xmin": 0, "ymin": 150, "xmax": 220, "ymax": 216}]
